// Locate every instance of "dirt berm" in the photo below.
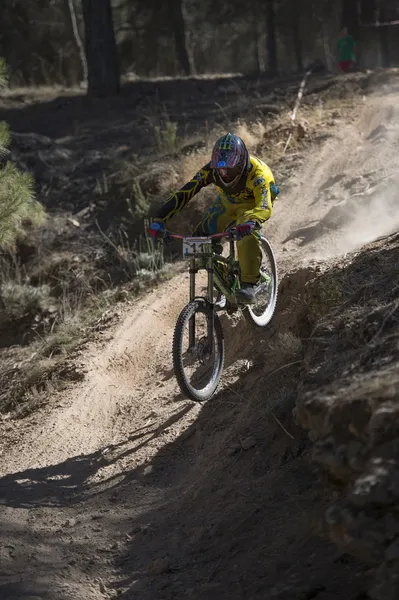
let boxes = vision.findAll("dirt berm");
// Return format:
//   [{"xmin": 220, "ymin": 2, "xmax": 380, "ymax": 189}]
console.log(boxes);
[
  {"xmin": 107, "ymin": 231, "xmax": 399, "ymax": 600},
  {"xmin": 296, "ymin": 231, "xmax": 399, "ymax": 600},
  {"xmin": 1, "ymin": 70, "xmax": 399, "ymax": 600}
]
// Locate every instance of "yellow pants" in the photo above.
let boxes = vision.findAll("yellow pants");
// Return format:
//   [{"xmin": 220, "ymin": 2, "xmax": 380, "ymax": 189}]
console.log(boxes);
[{"xmin": 194, "ymin": 195, "xmax": 262, "ymax": 284}]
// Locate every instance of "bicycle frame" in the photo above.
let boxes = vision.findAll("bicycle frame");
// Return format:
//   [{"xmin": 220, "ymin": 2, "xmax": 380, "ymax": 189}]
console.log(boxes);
[{"xmin": 167, "ymin": 229, "xmax": 239, "ymax": 353}]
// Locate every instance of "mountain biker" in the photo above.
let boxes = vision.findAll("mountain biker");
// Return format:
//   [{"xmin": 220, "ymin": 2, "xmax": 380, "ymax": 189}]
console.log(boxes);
[{"xmin": 148, "ymin": 132, "xmax": 279, "ymax": 304}]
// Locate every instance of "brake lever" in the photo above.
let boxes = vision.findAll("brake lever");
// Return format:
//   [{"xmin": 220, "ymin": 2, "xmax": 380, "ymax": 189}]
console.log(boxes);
[{"xmin": 158, "ymin": 230, "xmax": 171, "ymax": 246}]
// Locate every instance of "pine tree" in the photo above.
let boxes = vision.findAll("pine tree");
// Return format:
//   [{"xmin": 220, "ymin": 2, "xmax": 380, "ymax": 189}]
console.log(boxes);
[{"xmin": 0, "ymin": 59, "xmax": 46, "ymax": 250}]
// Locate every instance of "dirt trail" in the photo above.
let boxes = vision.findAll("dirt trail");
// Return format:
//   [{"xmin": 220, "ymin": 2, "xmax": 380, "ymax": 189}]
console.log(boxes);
[
  {"xmin": 1, "ymin": 272, "xmax": 197, "ymax": 467},
  {"xmin": 1, "ymin": 81, "xmax": 399, "ymax": 599}
]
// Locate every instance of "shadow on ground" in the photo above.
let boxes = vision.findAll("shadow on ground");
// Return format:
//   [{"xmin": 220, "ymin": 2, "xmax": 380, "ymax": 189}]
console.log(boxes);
[
  {"xmin": 3, "ymin": 234, "xmax": 395, "ymax": 599},
  {"xmin": 0, "ymin": 360, "xmax": 369, "ymax": 600}
]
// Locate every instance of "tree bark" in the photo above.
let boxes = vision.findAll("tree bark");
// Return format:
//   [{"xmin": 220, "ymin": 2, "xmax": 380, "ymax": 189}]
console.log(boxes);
[
  {"xmin": 378, "ymin": 6, "xmax": 390, "ymax": 66},
  {"xmin": 170, "ymin": 0, "xmax": 193, "ymax": 76},
  {"xmin": 253, "ymin": 4, "xmax": 266, "ymax": 74},
  {"xmin": 81, "ymin": 0, "xmax": 120, "ymax": 96},
  {"xmin": 357, "ymin": 0, "xmax": 378, "ymax": 25},
  {"xmin": 291, "ymin": 0, "xmax": 303, "ymax": 71},
  {"xmin": 266, "ymin": 0, "xmax": 278, "ymax": 75},
  {"xmin": 67, "ymin": 0, "xmax": 88, "ymax": 84},
  {"xmin": 341, "ymin": 0, "xmax": 359, "ymax": 38}
]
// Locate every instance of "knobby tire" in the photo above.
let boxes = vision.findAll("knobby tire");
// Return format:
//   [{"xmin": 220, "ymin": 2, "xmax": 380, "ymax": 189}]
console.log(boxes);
[{"xmin": 173, "ymin": 300, "xmax": 224, "ymax": 402}]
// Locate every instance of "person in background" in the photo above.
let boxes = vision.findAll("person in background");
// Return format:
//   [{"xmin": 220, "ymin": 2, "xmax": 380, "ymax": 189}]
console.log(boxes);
[{"xmin": 337, "ymin": 27, "xmax": 356, "ymax": 73}]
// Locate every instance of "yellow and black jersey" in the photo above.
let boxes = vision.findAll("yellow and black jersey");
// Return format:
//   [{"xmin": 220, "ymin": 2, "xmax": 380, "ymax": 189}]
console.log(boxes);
[{"xmin": 155, "ymin": 155, "xmax": 278, "ymax": 225}]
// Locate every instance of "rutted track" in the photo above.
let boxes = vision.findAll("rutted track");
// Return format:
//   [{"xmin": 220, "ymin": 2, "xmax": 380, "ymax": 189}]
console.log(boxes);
[{"xmin": 1, "ymin": 80, "xmax": 399, "ymax": 599}]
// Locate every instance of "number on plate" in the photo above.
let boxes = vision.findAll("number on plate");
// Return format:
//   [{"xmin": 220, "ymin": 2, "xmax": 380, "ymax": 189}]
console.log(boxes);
[{"xmin": 182, "ymin": 236, "xmax": 213, "ymax": 258}]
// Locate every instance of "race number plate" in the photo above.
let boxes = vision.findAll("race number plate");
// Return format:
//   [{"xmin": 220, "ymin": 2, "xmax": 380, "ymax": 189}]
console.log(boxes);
[{"xmin": 182, "ymin": 236, "xmax": 213, "ymax": 258}]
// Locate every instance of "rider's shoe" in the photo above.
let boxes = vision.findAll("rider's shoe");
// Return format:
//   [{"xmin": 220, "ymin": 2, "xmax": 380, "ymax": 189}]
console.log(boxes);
[
  {"xmin": 215, "ymin": 292, "xmax": 226, "ymax": 309},
  {"xmin": 236, "ymin": 283, "xmax": 256, "ymax": 305}
]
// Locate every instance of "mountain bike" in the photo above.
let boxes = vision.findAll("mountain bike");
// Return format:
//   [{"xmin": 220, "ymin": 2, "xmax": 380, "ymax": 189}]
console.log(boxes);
[{"xmin": 162, "ymin": 227, "xmax": 278, "ymax": 402}]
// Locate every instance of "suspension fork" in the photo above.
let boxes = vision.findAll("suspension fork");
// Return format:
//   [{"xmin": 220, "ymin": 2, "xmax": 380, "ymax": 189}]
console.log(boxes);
[
  {"xmin": 206, "ymin": 255, "xmax": 214, "ymax": 354},
  {"xmin": 189, "ymin": 257, "xmax": 196, "ymax": 349},
  {"xmin": 188, "ymin": 254, "xmax": 215, "ymax": 354},
  {"xmin": 229, "ymin": 232, "xmax": 236, "ymax": 261}
]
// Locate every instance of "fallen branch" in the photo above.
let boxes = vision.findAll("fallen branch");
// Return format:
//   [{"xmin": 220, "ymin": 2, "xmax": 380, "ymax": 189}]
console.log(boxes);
[
  {"xmin": 262, "ymin": 360, "xmax": 301, "ymax": 384},
  {"xmin": 283, "ymin": 67, "xmax": 313, "ymax": 154},
  {"xmin": 270, "ymin": 410, "xmax": 294, "ymax": 439},
  {"xmin": 95, "ymin": 218, "xmax": 126, "ymax": 261}
]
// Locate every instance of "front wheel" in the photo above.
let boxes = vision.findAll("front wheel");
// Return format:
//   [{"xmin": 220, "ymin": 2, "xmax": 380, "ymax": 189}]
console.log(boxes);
[
  {"xmin": 173, "ymin": 300, "xmax": 225, "ymax": 402},
  {"xmin": 245, "ymin": 236, "xmax": 278, "ymax": 328}
]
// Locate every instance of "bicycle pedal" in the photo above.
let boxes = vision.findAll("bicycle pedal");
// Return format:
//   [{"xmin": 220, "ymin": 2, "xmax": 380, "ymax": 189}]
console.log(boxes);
[{"xmin": 260, "ymin": 272, "xmax": 272, "ymax": 282}]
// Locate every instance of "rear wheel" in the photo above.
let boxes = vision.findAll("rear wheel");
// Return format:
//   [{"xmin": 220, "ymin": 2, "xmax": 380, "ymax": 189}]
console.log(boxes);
[
  {"xmin": 173, "ymin": 300, "xmax": 225, "ymax": 402},
  {"xmin": 244, "ymin": 236, "xmax": 278, "ymax": 328}
]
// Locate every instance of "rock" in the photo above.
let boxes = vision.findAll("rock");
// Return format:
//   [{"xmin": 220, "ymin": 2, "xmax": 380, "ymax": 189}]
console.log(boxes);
[
  {"xmin": 296, "ymin": 120, "xmax": 308, "ymax": 139},
  {"xmin": 138, "ymin": 164, "xmax": 178, "ymax": 196},
  {"xmin": 63, "ymin": 518, "xmax": 77, "ymax": 528},
  {"xmin": 257, "ymin": 104, "xmax": 281, "ymax": 115},
  {"xmin": 11, "ymin": 131, "xmax": 53, "ymax": 150},
  {"xmin": 342, "ymin": 175, "xmax": 365, "ymax": 191},
  {"xmin": 180, "ymin": 140, "xmax": 208, "ymax": 155},
  {"xmin": 240, "ymin": 436, "xmax": 256, "ymax": 450},
  {"xmin": 227, "ymin": 443, "xmax": 241, "ymax": 456},
  {"xmin": 99, "ymin": 579, "xmax": 107, "ymax": 594},
  {"xmin": 367, "ymin": 123, "xmax": 389, "ymax": 141},
  {"xmin": 67, "ymin": 217, "xmax": 80, "ymax": 228},
  {"xmin": 143, "ymin": 465, "xmax": 154, "ymax": 476},
  {"xmin": 148, "ymin": 557, "xmax": 170, "ymax": 574},
  {"xmin": 14, "ymin": 597, "xmax": 43, "ymax": 600},
  {"xmin": 386, "ymin": 539, "xmax": 399, "ymax": 561}
]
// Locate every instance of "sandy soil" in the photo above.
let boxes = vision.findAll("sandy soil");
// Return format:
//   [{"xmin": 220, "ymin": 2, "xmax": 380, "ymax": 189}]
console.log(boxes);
[{"xmin": 1, "ymin": 76, "xmax": 399, "ymax": 599}]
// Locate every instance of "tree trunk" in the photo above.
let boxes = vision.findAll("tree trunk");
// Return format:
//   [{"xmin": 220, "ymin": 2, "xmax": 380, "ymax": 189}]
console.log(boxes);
[
  {"xmin": 341, "ymin": 0, "xmax": 359, "ymax": 39},
  {"xmin": 357, "ymin": 0, "xmax": 378, "ymax": 25},
  {"xmin": 379, "ymin": 7, "xmax": 390, "ymax": 66},
  {"xmin": 321, "ymin": 19, "xmax": 333, "ymax": 71},
  {"xmin": 67, "ymin": 0, "xmax": 88, "ymax": 85},
  {"xmin": 291, "ymin": 0, "xmax": 303, "ymax": 71},
  {"xmin": 253, "ymin": 6, "xmax": 266, "ymax": 74},
  {"xmin": 266, "ymin": 0, "xmax": 278, "ymax": 75},
  {"xmin": 81, "ymin": 0, "xmax": 120, "ymax": 96},
  {"xmin": 170, "ymin": 0, "xmax": 193, "ymax": 76}
]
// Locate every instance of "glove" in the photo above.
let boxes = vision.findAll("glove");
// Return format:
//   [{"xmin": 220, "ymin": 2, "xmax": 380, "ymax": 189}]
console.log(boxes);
[
  {"xmin": 147, "ymin": 220, "xmax": 164, "ymax": 240},
  {"xmin": 236, "ymin": 221, "xmax": 256, "ymax": 241},
  {"xmin": 270, "ymin": 183, "xmax": 280, "ymax": 201}
]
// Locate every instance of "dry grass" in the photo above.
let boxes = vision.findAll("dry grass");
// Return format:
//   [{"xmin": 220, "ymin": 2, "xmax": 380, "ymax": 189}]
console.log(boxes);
[
  {"xmin": 152, "ymin": 119, "xmax": 178, "ymax": 153},
  {"xmin": 181, "ymin": 149, "xmax": 209, "ymax": 182},
  {"xmin": 235, "ymin": 119, "xmax": 267, "ymax": 152},
  {"xmin": 304, "ymin": 272, "xmax": 344, "ymax": 326},
  {"xmin": 1, "ymin": 281, "xmax": 52, "ymax": 320},
  {"xmin": 0, "ymin": 73, "xmax": 367, "ymax": 417},
  {"xmin": 268, "ymin": 331, "xmax": 303, "ymax": 361},
  {"xmin": 0, "ymin": 251, "xmax": 180, "ymax": 415}
]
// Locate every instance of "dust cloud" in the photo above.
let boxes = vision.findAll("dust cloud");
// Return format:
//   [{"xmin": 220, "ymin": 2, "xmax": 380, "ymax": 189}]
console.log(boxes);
[{"xmin": 305, "ymin": 92, "xmax": 399, "ymax": 259}]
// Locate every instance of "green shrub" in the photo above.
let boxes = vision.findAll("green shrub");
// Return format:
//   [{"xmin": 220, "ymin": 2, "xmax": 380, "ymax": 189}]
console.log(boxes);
[
  {"xmin": 153, "ymin": 119, "xmax": 178, "ymax": 153},
  {"xmin": 0, "ymin": 58, "xmax": 46, "ymax": 250}
]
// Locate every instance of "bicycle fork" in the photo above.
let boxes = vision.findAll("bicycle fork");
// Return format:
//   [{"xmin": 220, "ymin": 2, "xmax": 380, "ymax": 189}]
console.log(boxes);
[
  {"xmin": 206, "ymin": 256, "xmax": 215, "ymax": 355},
  {"xmin": 188, "ymin": 256, "xmax": 215, "ymax": 355},
  {"xmin": 189, "ymin": 257, "xmax": 196, "ymax": 349}
]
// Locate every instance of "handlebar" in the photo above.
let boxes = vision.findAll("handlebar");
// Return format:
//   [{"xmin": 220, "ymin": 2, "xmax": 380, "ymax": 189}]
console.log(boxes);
[{"xmin": 164, "ymin": 227, "xmax": 237, "ymax": 241}]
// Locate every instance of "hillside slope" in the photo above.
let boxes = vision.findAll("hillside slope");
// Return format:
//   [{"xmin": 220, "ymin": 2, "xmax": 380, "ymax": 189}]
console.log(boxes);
[{"xmin": 0, "ymin": 70, "xmax": 399, "ymax": 599}]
